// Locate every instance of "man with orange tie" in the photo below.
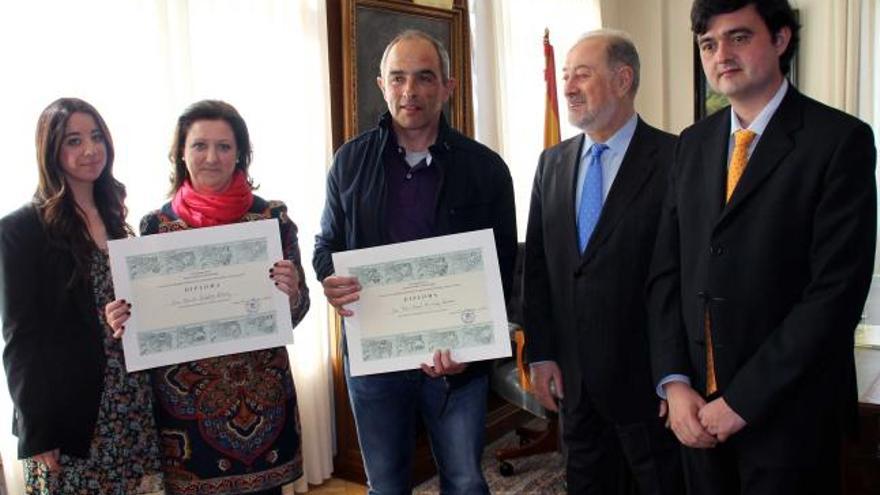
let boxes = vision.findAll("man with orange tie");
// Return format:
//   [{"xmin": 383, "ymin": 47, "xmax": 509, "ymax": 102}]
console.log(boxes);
[{"xmin": 649, "ymin": 1, "xmax": 876, "ymax": 493}]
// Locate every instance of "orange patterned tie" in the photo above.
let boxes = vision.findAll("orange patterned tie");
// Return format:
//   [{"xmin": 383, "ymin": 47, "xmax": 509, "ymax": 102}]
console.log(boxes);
[
  {"xmin": 705, "ymin": 310, "xmax": 717, "ymax": 395},
  {"xmin": 725, "ymin": 129, "xmax": 757, "ymax": 202},
  {"xmin": 706, "ymin": 129, "xmax": 757, "ymax": 396}
]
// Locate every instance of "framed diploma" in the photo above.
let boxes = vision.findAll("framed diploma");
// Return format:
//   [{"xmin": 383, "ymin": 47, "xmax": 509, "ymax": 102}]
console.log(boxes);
[
  {"xmin": 108, "ymin": 219, "xmax": 293, "ymax": 371},
  {"xmin": 332, "ymin": 229, "xmax": 511, "ymax": 376}
]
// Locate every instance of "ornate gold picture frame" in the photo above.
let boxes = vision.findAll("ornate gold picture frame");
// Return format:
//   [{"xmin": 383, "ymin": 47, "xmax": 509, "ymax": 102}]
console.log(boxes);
[{"xmin": 341, "ymin": 0, "xmax": 473, "ymax": 138}]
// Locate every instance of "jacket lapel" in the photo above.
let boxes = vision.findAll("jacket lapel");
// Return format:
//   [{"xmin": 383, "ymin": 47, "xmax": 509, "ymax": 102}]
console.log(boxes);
[
  {"xmin": 700, "ymin": 111, "xmax": 730, "ymax": 225},
  {"xmin": 47, "ymin": 242, "xmax": 96, "ymax": 331},
  {"xmin": 717, "ymin": 88, "xmax": 801, "ymax": 227},
  {"xmin": 580, "ymin": 119, "xmax": 658, "ymax": 263},
  {"xmin": 73, "ymin": 276, "xmax": 95, "ymax": 328},
  {"xmin": 556, "ymin": 135, "xmax": 585, "ymax": 259}
]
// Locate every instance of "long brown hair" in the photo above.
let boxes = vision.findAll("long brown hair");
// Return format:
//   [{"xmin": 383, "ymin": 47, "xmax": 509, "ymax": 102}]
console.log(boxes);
[
  {"xmin": 167, "ymin": 100, "xmax": 255, "ymax": 196},
  {"xmin": 34, "ymin": 98, "xmax": 132, "ymax": 280}
]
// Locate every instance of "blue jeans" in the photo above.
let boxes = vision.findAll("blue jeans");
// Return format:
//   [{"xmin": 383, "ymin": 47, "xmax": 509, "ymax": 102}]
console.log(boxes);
[{"xmin": 345, "ymin": 362, "xmax": 489, "ymax": 495}]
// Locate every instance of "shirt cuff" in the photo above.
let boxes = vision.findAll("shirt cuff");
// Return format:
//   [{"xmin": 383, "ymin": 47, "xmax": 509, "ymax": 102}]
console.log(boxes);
[
  {"xmin": 656, "ymin": 374, "xmax": 690, "ymax": 399},
  {"xmin": 529, "ymin": 360, "xmax": 554, "ymax": 371}
]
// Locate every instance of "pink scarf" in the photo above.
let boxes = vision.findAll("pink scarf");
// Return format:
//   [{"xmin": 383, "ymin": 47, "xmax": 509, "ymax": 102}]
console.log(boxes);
[{"xmin": 171, "ymin": 171, "xmax": 254, "ymax": 227}]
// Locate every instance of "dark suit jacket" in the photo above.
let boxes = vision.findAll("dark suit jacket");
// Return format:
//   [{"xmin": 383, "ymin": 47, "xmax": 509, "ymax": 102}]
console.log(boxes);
[
  {"xmin": 524, "ymin": 118, "xmax": 676, "ymax": 424},
  {"xmin": 648, "ymin": 87, "xmax": 876, "ymax": 465},
  {"xmin": 0, "ymin": 204, "xmax": 105, "ymax": 458}
]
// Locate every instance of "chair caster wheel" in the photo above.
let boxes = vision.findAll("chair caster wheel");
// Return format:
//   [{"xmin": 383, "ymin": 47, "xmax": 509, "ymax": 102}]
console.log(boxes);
[{"xmin": 499, "ymin": 461, "xmax": 515, "ymax": 477}]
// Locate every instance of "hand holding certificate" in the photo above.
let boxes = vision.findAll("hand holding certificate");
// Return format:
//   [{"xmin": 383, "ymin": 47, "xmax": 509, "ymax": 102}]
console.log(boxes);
[
  {"xmin": 332, "ymin": 229, "xmax": 511, "ymax": 376},
  {"xmin": 108, "ymin": 219, "xmax": 293, "ymax": 371}
]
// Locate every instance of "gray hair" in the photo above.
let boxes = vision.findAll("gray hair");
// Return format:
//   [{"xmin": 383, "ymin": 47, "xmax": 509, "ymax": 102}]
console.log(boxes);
[
  {"xmin": 379, "ymin": 29, "xmax": 451, "ymax": 82},
  {"xmin": 576, "ymin": 29, "xmax": 640, "ymax": 95}
]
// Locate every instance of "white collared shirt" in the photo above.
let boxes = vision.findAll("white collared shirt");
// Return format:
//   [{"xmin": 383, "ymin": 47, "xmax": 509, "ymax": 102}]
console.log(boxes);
[
  {"xmin": 574, "ymin": 113, "xmax": 639, "ymax": 213},
  {"xmin": 727, "ymin": 79, "xmax": 789, "ymax": 166}
]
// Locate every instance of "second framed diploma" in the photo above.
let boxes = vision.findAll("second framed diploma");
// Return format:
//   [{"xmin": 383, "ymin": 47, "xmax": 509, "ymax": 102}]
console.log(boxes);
[{"xmin": 332, "ymin": 229, "xmax": 511, "ymax": 376}]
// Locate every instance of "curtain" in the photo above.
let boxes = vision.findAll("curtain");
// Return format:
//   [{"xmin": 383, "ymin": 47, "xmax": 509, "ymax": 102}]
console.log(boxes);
[
  {"xmin": 469, "ymin": 0, "xmax": 602, "ymax": 237},
  {"xmin": 0, "ymin": 1, "xmax": 335, "ymax": 492},
  {"xmin": 812, "ymin": 0, "xmax": 872, "ymax": 116},
  {"xmin": 864, "ymin": 0, "xmax": 880, "ymax": 291},
  {"xmin": 867, "ymin": 0, "xmax": 880, "ymax": 149}
]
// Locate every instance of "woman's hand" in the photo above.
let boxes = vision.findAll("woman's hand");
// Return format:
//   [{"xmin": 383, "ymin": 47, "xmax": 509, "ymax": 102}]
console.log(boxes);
[
  {"xmin": 32, "ymin": 448, "xmax": 61, "ymax": 473},
  {"xmin": 270, "ymin": 260, "xmax": 300, "ymax": 300},
  {"xmin": 104, "ymin": 299, "xmax": 131, "ymax": 339}
]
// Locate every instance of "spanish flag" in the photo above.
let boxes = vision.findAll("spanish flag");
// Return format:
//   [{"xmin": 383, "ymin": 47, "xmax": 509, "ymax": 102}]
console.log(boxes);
[
  {"xmin": 543, "ymin": 28, "xmax": 561, "ymax": 149},
  {"xmin": 518, "ymin": 29, "xmax": 563, "ymax": 392}
]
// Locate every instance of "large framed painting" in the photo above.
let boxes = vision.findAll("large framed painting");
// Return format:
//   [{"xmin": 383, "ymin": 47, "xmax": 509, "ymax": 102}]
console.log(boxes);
[{"xmin": 340, "ymin": 0, "xmax": 473, "ymax": 139}]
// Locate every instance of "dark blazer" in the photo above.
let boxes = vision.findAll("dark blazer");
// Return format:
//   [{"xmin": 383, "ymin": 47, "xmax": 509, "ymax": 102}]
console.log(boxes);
[
  {"xmin": 524, "ymin": 118, "xmax": 676, "ymax": 423},
  {"xmin": 648, "ymin": 87, "xmax": 876, "ymax": 465},
  {"xmin": 0, "ymin": 204, "xmax": 105, "ymax": 458},
  {"xmin": 312, "ymin": 112, "xmax": 518, "ymax": 387},
  {"xmin": 313, "ymin": 112, "xmax": 517, "ymax": 298}
]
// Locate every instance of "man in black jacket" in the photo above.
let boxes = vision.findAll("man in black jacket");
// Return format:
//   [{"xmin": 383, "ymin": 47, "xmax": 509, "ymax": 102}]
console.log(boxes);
[
  {"xmin": 649, "ymin": 1, "xmax": 875, "ymax": 493},
  {"xmin": 313, "ymin": 30, "xmax": 516, "ymax": 494}
]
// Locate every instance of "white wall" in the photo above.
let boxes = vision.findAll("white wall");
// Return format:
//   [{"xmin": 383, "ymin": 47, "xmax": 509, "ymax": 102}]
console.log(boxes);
[{"xmin": 602, "ymin": 0, "xmax": 694, "ymax": 134}]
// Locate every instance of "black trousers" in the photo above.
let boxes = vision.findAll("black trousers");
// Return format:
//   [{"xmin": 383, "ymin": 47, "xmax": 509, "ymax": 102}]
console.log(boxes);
[
  {"xmin": 561, "ymin": 379, "xmax": 684, "ymax": 495},
  {"xmin": 681, "ymin": 439, "xmax": 840, "ymax": 495}
]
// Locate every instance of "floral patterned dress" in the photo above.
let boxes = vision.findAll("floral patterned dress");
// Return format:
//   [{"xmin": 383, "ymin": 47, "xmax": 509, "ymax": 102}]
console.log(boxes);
[
  {"xmin": 23, "ymin": 249, "xmax": 164, "ymax": 495},
  {"xmin": 140, "ymin": 197, "xmax": 309, "ymax": 495}
]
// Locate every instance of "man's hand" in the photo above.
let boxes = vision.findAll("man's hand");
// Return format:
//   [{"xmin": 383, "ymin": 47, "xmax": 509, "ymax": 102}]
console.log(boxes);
[
  {"xmin": 321, "ymin": 275, "xmax": 361, "ymax": 317},
  {"xmin": 530, "ymin": 361, "xmax": 564, "ymax": 412},
  {"xmin": 421, "ymin": 349, "xmax": 467, "ymax": 377},
  {"xmin": 698, "ymin": 397, "xmax": 746, "ymax": 442},
  {"xmin": 664, "ymin": 381, "xmax": 717, "ymax": 448}
]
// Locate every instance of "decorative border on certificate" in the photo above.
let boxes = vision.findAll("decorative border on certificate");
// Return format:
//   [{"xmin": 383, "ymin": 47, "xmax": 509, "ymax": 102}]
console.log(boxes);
[
  {"xmin": 332, "ymin": 229, "xmax": 510, "ymax": 376},
  {"xmin": 137, "ymin": 312, "xmax": 277, "ymax": 355},
  {"xmin": 108, "ymin": 219, "xmax": 293, "ymax": 371},
  {"xmin": 126, "ymin": 238, "xmax": 269, "ymax": 280},
  {"xmin": 361, "ymin": 323, "xmax": 494, "ymax": 361}
]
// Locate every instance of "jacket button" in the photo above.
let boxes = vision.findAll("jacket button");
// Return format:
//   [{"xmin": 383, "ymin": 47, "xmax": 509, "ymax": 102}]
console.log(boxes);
[{"xmin": 710, "ymin": 245, "xmax": 724, "ymax": 256}]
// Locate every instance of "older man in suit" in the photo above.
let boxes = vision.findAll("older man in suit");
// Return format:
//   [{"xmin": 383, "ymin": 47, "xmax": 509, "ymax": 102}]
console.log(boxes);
[
  {"xmin": 524, "ymin": 29, "xmax": 683, "ymax": 494},
  {"xmin": 649, "ymin": 1, "xmax": 876, "ymax": 493}
]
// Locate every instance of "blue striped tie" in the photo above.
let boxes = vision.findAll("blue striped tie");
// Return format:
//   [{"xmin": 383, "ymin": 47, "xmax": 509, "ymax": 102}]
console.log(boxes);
[{"xmin": 577, "ymin": 143, "xmax": 608, "ymax": 253}]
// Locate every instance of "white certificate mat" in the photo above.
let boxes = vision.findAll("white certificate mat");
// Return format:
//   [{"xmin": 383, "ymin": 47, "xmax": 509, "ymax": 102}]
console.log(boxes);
[
  {"xmin": 333, "ymin": 229, "xmax": 511, "ymax": 376},
  {"xmin": 108, "ymin": 219, "xmax": 293, "ymax": 371}
]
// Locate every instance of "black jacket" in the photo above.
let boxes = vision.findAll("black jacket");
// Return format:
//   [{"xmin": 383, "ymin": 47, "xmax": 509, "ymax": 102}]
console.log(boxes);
[
  {"xmin": 524, "ymin": 119, "xmax": 676, "ymax": 423},
  {"xmin": 0, "ymin": 204, "xmax": 106, "ymax": 458},
  {"xmin": 313, "ymin": 113, "xmax": 517, "ymax": 382},
  {"xmin": 648, "ymin": 88, "xmax": 876, "ymax": 465}
]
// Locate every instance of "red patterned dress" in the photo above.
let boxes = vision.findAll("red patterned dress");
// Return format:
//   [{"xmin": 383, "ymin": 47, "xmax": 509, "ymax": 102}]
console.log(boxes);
[{"xmin": 139, "ymin": 197, "xmax": 309, "ymax": 495}]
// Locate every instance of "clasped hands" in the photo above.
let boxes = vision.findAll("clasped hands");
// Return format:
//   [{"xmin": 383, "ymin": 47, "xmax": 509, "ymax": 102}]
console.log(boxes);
[
  {"xmin": 663, "ymin": 381, "xmax": 746, "ymax": 448},
  {"xmin": 104, "ymin": 259, "xmax": 300, "ymax": 338},
  {"xmin": 321, "ymin": 275, "xmax": 467, "ymax": 376}
]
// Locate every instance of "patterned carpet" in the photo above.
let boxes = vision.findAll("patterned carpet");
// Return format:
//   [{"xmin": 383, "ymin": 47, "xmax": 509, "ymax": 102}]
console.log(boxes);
[{"xmin": 414, "ymin": 420, "xmax": 565, "ymax": 494}]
